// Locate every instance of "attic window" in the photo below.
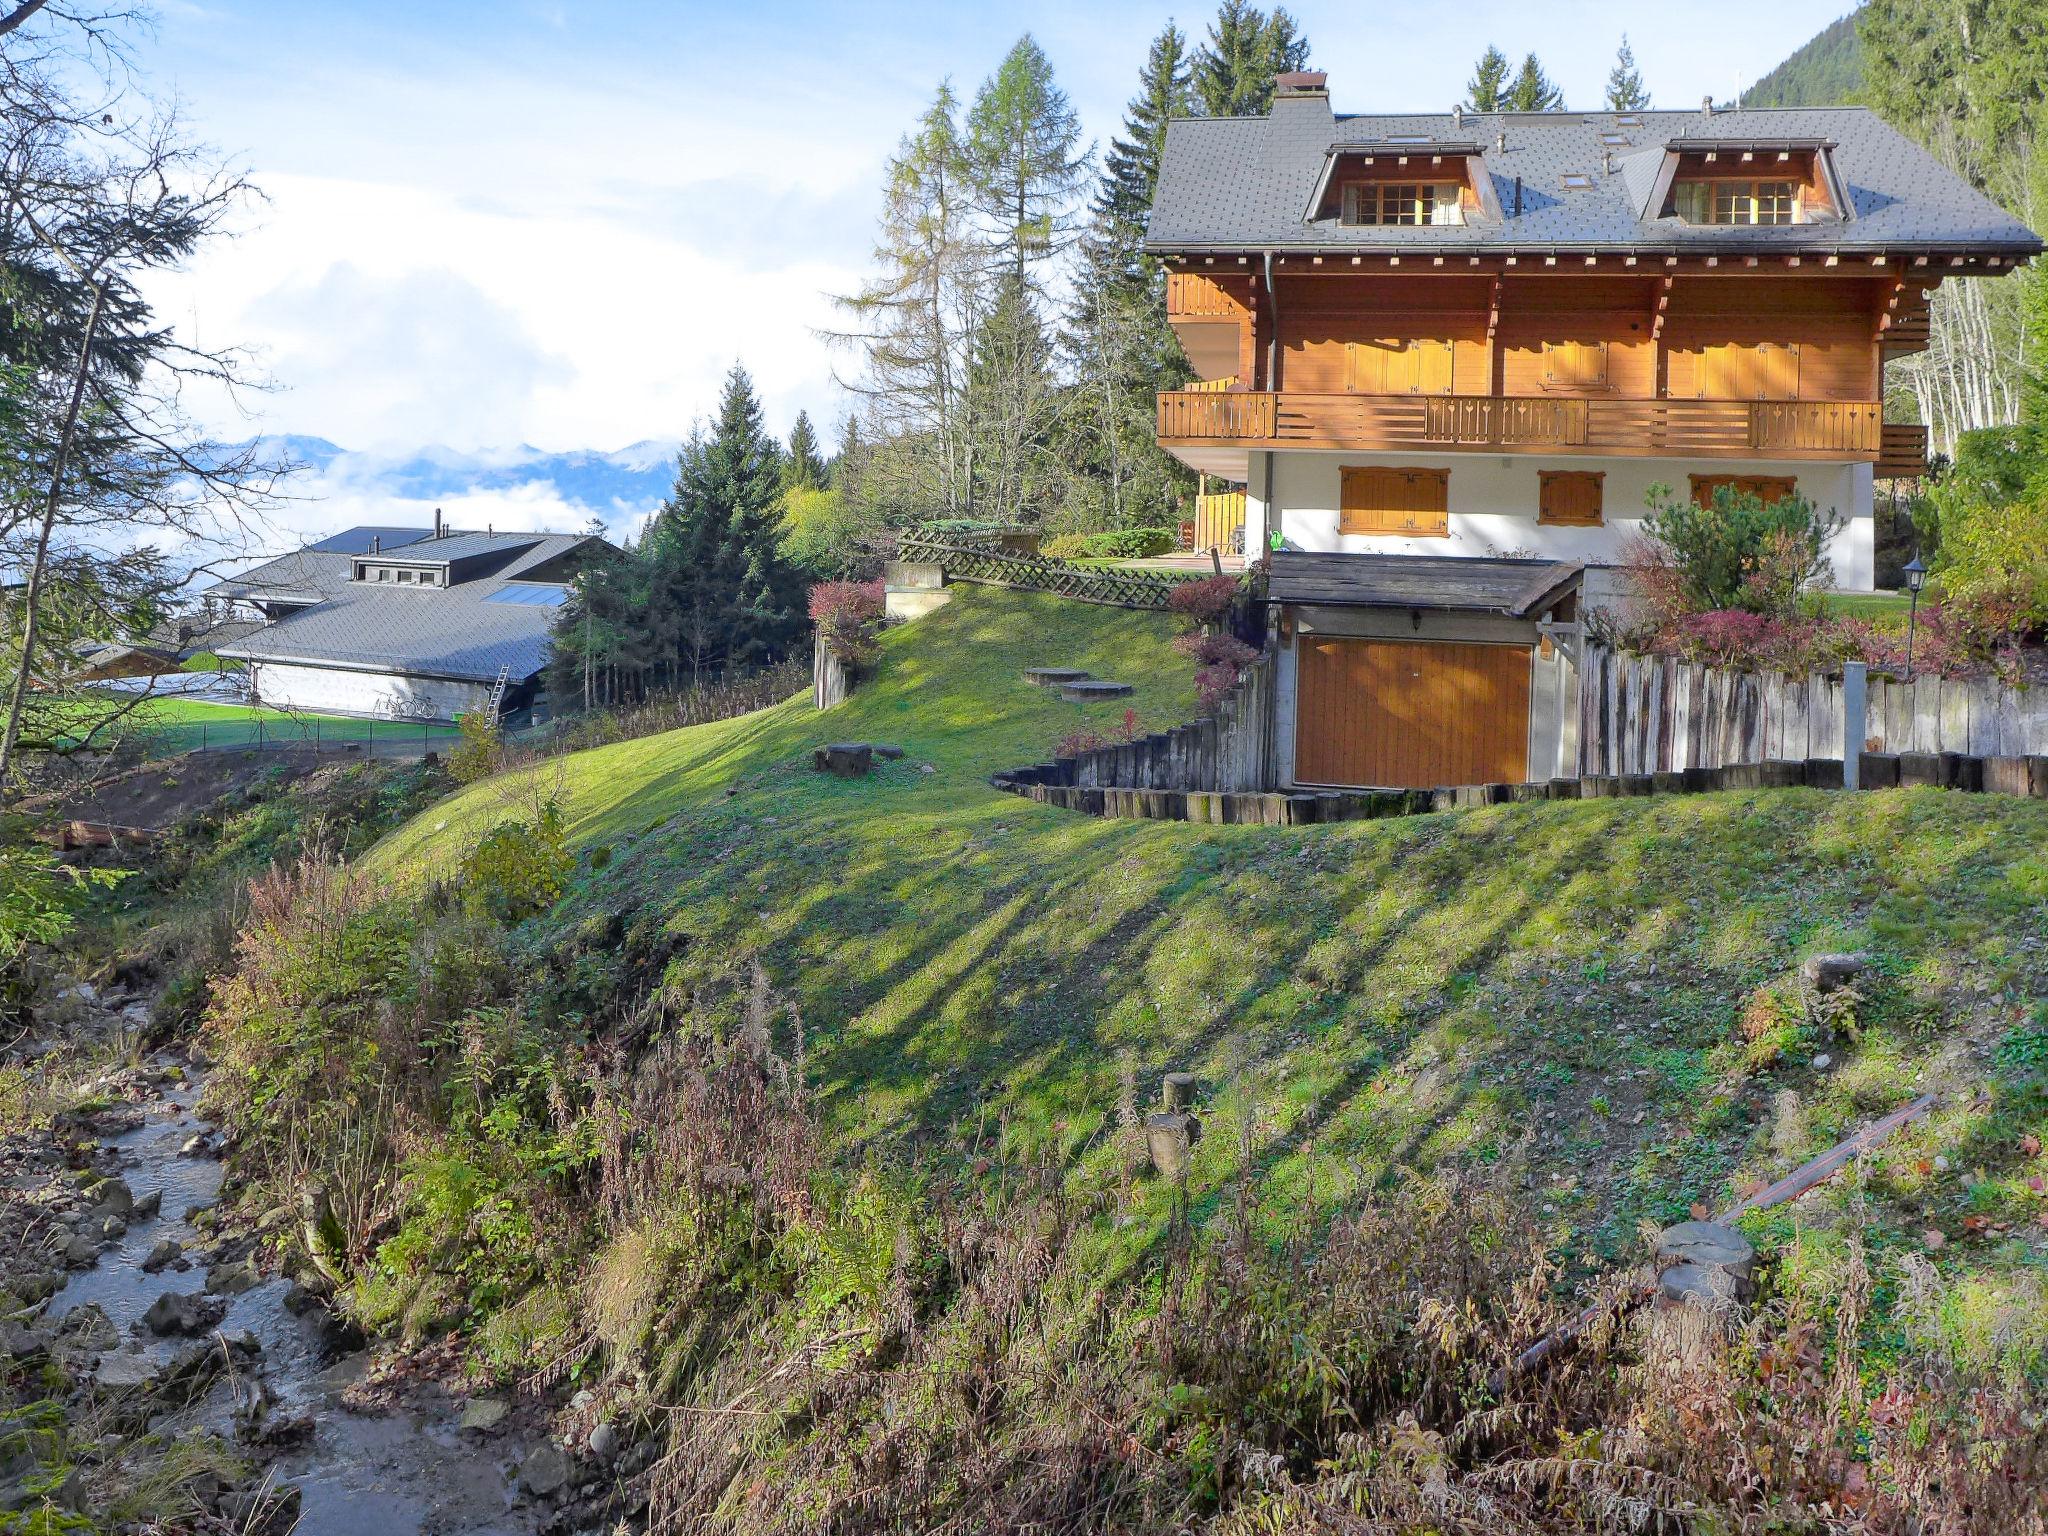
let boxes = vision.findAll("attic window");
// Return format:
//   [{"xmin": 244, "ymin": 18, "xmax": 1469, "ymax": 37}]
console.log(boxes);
[
  {"xmin": 1676, "ymin": 178, "xmax": 1797, "ymax": 225},
  {"xmin": 1383, "ymin": 134, "xmax": 1431, "ymax": 144},
  {"xmin": 1342, "ymin": 182, "xmax": 1463, "ymax": 226},
  {"xmin": 1560, "ymin": 173, "xmax": 1595, "ymax": 190},
  {"xmin": 1615, "ymin": 115, "xmax": 1643, "ymax": 127},
  {"xmin": 1599, "ymin": 132, "xmax": 1629, "ymax": 146}
]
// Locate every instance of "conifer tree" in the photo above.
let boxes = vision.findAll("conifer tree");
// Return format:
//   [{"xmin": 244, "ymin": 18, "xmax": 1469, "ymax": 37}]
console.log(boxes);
[
  {"xmin": 1605, "ymin": 35, "xmax": 1650, "ymax": 111},
  {"xmin": 967, "ymin": 35, "xmax": 1090, "ymax": 288},
  {"xmin": 1464, "ymin": 46, "xmax": 1510, "ymax": 113},
  {"xmin": 1094, "ymin": 21, "xmax": 1192, "ymax": 259},
  {"xmin": 1507, "ymin": 53, "xmax": 1564, "ymax": 112},
  {"xmin": 785, "ymin": 410, "xmax": 827, "ymax": 491},
  {"xmin": 1193, "ymin": 0, "xmax": 1310, "ymax": 118}
]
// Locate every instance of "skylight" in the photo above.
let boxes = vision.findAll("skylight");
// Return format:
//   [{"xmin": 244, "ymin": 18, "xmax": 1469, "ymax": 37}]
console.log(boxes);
[
  {"xmin": 1560, "ymin": 173, "xmax": 1595, "ymax": 190},
  {"xmin": 484, "ymin": 583, "xmax": 568, "ymax": 607}
]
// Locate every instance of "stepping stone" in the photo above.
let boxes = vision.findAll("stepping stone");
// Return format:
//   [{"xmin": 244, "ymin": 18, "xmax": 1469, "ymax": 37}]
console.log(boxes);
[
  {"xmin": 1060, "ymin": 680, "xmax": 1134, "ymax": 701},
  {"xmin": 1024, "ymin": 667, "xmax": 1091, "ymax": 686}
]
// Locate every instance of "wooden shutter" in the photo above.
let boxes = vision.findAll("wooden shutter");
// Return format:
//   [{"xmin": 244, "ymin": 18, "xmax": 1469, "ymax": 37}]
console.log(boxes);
[
  {"xmin": 1701, "ymin": 343, "xmax": 1801, "ymax": 399},
  {"xmin": 1690, "ymin": 473, "xmax": 1797, "ymax": 506},
  {"xmin": 1760, "ymin": 342, "xmax": 1801, "ymax": 399},
  {"xmin": 1542, "ymin": 341, "xmax": 1609, "ymax": 390},
  {"xmin": 1346, "ymin": 339, "xmax": 1451, "ymax": 395},
  {"xmin": 1413, "ymin": 338, "xmax": 1454, "ymax": 394},
  {"xmin": 1340, "ymin": 466, "xmax": 1450, "ymax": 535},
  {"xmin": 1538, "ymin": 470, "xmax": 1605, "ymax": 526}
]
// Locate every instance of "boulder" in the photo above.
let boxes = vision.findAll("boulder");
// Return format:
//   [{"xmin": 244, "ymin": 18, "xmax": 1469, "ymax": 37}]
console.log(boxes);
[
  {"xmin": 93, "ymin": 1351, "xmax": 160, "ymax": 1390},
  {"xmin": 89, "ymin": 1178, "xmax": 135, "ymax": 1217},
  {"xmin": 63, "ymin": 1234, "xmax": 99, "ymax": 1268},
  {"xmin": 588, "ymin": 1420, "xmax": 621, "ymax": 1463},
  {"xmin": 132, "ymin": 1188, "xmax": 163, "ymax": 1220},
  {"xmin": 0, "ymin": 1324, "xmax": 48, "ymax": 1363},
  {"xmin": 144, "ymin": 1289, "xmax": 225, "ymax": 1337},
  {"xmin": 459, "ymin": 1396, "xmax": 511, "ymax": 1433},
  {"xmin": 518, "ymin": 1442, "xmax": 574, "ymax": 1498},
  {"xmin": 205, "ymin": 1260, "xmax": 261, "ymax": 1296},
  {"xmin": 142, "ymin": 1239, "xmax": 183, "ymax": 1273}
]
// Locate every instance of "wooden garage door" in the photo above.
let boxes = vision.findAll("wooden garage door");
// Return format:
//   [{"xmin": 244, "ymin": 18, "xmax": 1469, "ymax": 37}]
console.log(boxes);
[{"xmin": 1295, "ymin": 637, "xmax": 1531, "ymax": 789}]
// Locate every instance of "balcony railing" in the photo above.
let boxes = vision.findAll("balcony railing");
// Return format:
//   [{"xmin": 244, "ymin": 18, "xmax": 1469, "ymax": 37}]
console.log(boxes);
[
  {"xmin": 1157, "ymin": 391, "xmax": 1889, "ymax": 460},
  {"xmin": 1165, "ymin": 270, "xmax": 1246, "ymax": 320},
  {"xmin": 1877, "ymin": 422, "xmax": 1930, "ymax": 480}
]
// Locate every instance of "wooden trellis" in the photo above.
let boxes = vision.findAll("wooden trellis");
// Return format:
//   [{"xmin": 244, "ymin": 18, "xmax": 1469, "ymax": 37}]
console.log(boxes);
[{"xmin": 895, "ymin": 536, "xmax": 1193, "ymax": 611}]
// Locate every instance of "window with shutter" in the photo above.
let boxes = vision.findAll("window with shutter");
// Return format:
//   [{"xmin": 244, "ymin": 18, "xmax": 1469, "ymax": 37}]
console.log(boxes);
[
  {"xmin": 1538, "ymin": 471, "xmax": 1605, "ymax": 527},
  {"xmin": 1541, "ymin": 341, "xmax": 1610, "ymax": 390},
  {"xmin": 1690, "ymin": 474, "xmax": 1797, "ymax": 507},
  {"xmin": 1345, "ymin": 339, "xmax": 1453, "ymax": 395},
  {"xmin": 1699, "ymin": 343, "xmax": 1800, "ymax": 400},
  {"xmin": 1340, "ymin": 466, "xmax": 1450, "ymax": 535}
]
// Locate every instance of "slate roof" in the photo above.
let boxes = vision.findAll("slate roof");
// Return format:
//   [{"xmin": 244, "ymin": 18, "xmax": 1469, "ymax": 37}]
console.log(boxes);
[
  {"xmin": 216, "ymin": 528, "xmax": 601, "ymax": 683},
  {"xmin": 1268, "ymin": 552, "xmax": 1583, "ymax": 617},
  {"xmin": 1148, "ymin": 97, "xmax": 2042, "ymax": 256}
]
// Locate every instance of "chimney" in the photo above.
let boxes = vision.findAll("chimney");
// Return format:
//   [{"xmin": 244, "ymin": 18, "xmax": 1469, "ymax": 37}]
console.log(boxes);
[
  {"xmin": 370, "ymin": 533, "xmax": 380, "ymax": 554},
  {"xmin": 1497, "ymin": 128, "xmax": 1508, "ymax": 153},
  {"xmin": 1272, "ymin": 70, "xmax": 1327, "ymax": 97},
  {"xmin": 1603, "ymin": 147, "xmax": 1614, "ymax": 175},
  {"xmin": 433, "ymin": 507, "xmax": 444, "ymax": 538},
  {"xmin": 487, "ymin": 523, "xmax": 494, "ymax": 540},
  {"xmin": 1513, "ymin": 175, "xmax": 1523, "ymax": 217},
  {"xmin": 1703, "ymin": 95, "xmax": 1716, "ymax": 118},
  {"xmin": 1452, "ymin": 102, "xmax": 1464, "ymax": 131}
]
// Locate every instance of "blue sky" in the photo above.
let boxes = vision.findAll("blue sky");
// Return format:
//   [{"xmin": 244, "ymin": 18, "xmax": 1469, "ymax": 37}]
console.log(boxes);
[{"xmin": 145, "ymin": 0, "xmax": 1859, "ymax": 463}]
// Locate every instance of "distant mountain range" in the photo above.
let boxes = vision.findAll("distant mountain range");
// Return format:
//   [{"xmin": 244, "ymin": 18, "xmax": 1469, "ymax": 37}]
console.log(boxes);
[{"xmin": 254, "ymin": 435, "xmax": 680, "ymax": 524}]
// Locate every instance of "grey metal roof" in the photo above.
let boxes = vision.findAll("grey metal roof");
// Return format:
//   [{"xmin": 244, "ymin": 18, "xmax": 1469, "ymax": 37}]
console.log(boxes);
[
  {"xmin": 1269, "ymin": 552, "xmax": 1582, "ymax": 616},
  {"xmin": 363, "ymin": 531, "xmax": 544, "ymax": 565},
  {"xmin": 1148, "ymin": 98, "xmax": 2042, "ymax": 255},
  {"xmin": 218, "ymin": 530, "xmax": 602, "ymax": 683},
  {"xmin": 307, "ymin": 526, "xmax": 433, "ymax": 555}
]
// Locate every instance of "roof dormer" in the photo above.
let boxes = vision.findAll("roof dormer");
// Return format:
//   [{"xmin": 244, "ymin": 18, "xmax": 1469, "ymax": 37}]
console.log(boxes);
[
  {"xmin": 1643, "ymin": 138, "xmax": 1851, "ymax": 226},
  {"xmin": 1304, "ymin": 142, "xmax": 1500, "ymax": 226}
]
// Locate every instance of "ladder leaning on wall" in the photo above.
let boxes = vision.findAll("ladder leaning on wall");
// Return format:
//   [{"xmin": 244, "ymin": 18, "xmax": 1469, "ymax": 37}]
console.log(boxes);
[{"xmin": 485, "ymin": 663, "xmax": 511, "ymax": 719}]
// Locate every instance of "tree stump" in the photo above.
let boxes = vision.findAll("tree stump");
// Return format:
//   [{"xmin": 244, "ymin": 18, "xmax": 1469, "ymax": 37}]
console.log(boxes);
[
  {"xmin": 1060, "ymin": 680, "xmax": 1135, "ymax": 701},
  {"xmin": 1161, "ymin": 1072, "xmax": 1198, "ymax": 1112},
  {"xmin": 812, "ymin": 743, "xmax": 874, "ymax": 778},
  {"xmin": 1652, "ymin": 1220, "xmax": 1756, "ymax": 1310},
  {"xmin": 1024, "ymin": 668, "xmax": 1091, "ymax": 687},
  {"xmin": 1144, "ymin": 1111, "xmax": 1197, "ymax": 1181}
]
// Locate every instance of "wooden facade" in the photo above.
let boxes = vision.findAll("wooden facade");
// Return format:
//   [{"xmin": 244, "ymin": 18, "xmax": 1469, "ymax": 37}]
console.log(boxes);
[{"xmin": 1160, "ymin": 256, "xmax": 1955, "ymax": 472}]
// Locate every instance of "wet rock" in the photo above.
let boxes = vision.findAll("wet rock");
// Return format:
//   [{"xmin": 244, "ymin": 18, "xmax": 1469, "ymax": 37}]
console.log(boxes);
[
  {"xmin": 144, "ymin": 1289, "xmax": 225, "ymax": 1337},
  {"xmin": 88, "ymin": 1210, "xmax": 127, "ymax": 1241},
  {"xmin": 89, "ymin": 1177, "xmax": 135, "ymax": 1217},
  {"xmin": 178, "ymin": 1133, "xmax": 209, "ymax": 1157},
  {"xmin": 241, "ymin": 1411, "xmax": 314, "ymax": 1449},
  {"xmin": 205, "ymin": 1260, "xmax": 260, "ymax": 1296},
  {"xmin": 0, "ymin": 1324, "xmax": 48, "ymax": 1363},
  {"xmin": 589, "ymin": 1420, "xmax": 621, "ymax": 1463},
  {"xmin": 142, "ymin": 1238, "xmax": 182, "ymax": 1273},
  {"xmin": 93, "ymin": 1351, "xmax": 160, "ymax": 1391},
  {"xmin": 132, "ymin": 1188, "xmax": 162, "ymax": 1220},
  {"xmin": 518, "ymin": 1442, "xmax": 573, "ymax": 1498},
  {"xmin": 63, "ymin": 1234, "xmax": 98, "ymax": 1268},
  {"xmin": 459, "ymin": 1396, "xmax": 510, "ymax": 1433}
]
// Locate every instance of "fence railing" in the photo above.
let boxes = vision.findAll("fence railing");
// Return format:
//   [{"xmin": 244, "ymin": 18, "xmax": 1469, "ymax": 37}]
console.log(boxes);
[
  {"xmin": 1579, "ymin": 642, "xmax": 2048, "ymax": 775},
  {"xmin": 893, "ymin": 536, "xmax": 1198, "ymax": 611}
]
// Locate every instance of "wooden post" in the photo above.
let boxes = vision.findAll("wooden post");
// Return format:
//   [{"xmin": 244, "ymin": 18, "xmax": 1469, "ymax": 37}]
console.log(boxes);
[{"xmin": 1841, "ymin": 662, "xmax": 1866, "ymax": 791}]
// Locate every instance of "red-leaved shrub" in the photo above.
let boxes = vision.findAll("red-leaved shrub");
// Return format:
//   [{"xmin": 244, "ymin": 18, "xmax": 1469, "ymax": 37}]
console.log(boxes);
[
  {"xmin": 809, "ymin": 580, "xmax": 887, "ymax": 666},
  {"xmin": 1056, "ymin": 707, "xmax": 1143, "ymax": 759},
  {"xmin": 1166, "ymin": 574, "xmax": 1239, "ymax": 629}
]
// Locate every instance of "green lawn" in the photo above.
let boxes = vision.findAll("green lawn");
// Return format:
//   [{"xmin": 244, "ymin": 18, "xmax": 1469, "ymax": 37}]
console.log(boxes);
[
  {"xmin": 1811, "ymin": 588, "xmax": 1917, "ymax": 624},
  {"xmin": 88, "ymin": 693, "xmax": 461, "ymax": 754},
  {"xmin": 369, "ymin": 587, "xmax": 2048, "ymax": 1295}
]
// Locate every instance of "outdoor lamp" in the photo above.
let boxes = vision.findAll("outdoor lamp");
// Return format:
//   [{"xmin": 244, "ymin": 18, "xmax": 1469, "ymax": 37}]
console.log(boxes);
[{"xmin": 1903, "ymin": 555, "xmax": 1926, "ymax": 677}]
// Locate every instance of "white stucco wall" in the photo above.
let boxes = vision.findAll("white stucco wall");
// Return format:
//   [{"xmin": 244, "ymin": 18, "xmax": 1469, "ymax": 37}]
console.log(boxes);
[
  {"xmin": 246, "ymin": 661, "xmax": 494, "ymax": 721},
  {"xmin": 1245, "ymin": 452, "xmax": 1875, "ymax": 594}
]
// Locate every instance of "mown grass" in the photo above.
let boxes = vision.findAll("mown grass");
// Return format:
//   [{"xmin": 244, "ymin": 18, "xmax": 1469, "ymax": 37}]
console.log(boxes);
[
  {"xmin": 371, "ymin": 585, "xmax": 2048, "ymax": 1289},
  {"xmin": 77, "ymin": 694, "xmax": 460, "ymax": 754}
]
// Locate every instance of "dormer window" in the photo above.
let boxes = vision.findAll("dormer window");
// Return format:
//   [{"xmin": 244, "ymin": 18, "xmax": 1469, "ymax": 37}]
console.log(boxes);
[
  {"xmin": 1342, "ymin": 182, "xmax": 1463, "ymax": 226},
  {"xmin": 1676, "ymin": 178, "xmax": 1797, "ymax": 225}
]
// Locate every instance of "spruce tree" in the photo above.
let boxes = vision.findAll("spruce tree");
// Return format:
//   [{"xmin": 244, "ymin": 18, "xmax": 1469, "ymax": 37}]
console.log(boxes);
[
  {"xmin": 1095, "ymin": 21, "xmax": 1192, "ymax": 258},
  {"xmin": 648, "ymin": 364, "xmax": 806, "ymax": 681},
  {"xmin": 1507, "ymin": 53, "xmax": 1564, "ymax": 112},
  {"xmin": 1465, "ymin": 47, "xmax": 1510, "ymax": 113},
  {"xmin": 1605, "ymin": 35, "xmax": 1650, "ymax": 111},
  {"xmin": 1193, "ymin": 1, "xmax": 1310, "ymax": 118},
  {"xmin": 785, "ymin": 410, "xmax": 827, "ymax": 491}
]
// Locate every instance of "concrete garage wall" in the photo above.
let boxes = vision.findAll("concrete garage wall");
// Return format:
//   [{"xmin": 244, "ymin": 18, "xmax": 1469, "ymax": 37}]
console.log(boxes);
[
  {"xmin": 1246, "ymin": 451, "xmax": 1874, "ymax": 593},
  {"xmin": 247, "ymin": 661, "xmax": 494, "ymax": 721},
  {"xmin": 1271, "ymin": 605, "xmax": 1578, "ymax": 788}
]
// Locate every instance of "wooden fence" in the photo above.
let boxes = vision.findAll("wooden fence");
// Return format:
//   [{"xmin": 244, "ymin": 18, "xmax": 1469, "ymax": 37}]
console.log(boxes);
[
  {"xmin": 1061, "ymin": 651, "xmax": 1275, "ymax": 795},
  {"xmin": 1580, "ymin": 643, "xmax": 2048, "ymax": 775},
  {"xmin": 894, "ymin": 535, "xmax": 1196, "ymax": 611},
  {"xmin": 813, "ymin": 636, "xmax": 852, "ymax": 711}
]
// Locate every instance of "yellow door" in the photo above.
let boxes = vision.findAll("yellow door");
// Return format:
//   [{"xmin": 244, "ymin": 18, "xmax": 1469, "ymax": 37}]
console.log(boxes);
[{"xmin": 1295, "ymin": 637, "xmax": 1532, "ymax": 789}]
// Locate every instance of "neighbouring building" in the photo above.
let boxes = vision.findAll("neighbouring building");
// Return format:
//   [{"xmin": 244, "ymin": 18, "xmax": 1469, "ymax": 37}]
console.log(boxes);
[
  {"xmin": 1144, "ymin": 73, "xmax": 2040, "ymax": 790},
  {"xmin": 212, "ymin": 518, "xmax": 607, "ymax": 721}
]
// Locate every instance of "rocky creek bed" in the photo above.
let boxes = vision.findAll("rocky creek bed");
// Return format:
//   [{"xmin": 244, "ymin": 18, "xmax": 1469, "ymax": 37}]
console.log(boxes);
[{"xmin": 0, "ymin": 984, "xmax": 632, "ymax": 1534}]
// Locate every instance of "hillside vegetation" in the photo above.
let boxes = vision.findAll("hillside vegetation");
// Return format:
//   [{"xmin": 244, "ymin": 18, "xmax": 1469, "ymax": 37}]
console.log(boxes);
[
  {"xmin": 1742, "ymin": 13, "xmax": 1864, "ymax": 109},
  {"xmin": 196, "ymin": 586, "xmax": 2048, "ymax": 1530}
]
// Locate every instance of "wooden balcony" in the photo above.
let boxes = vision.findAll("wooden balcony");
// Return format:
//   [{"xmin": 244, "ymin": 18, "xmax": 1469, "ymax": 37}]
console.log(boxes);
[
  {"xmin": 1165, "ymin": 270, "xmax": 1246, "ymax": 320},
  {"xmin": 1877, "ymin": 421, "xmax": 1930, "ymax": 480},
  {"xmin": 1157, "ymin": 391, "xmax": 1889, "ymax": 462}
]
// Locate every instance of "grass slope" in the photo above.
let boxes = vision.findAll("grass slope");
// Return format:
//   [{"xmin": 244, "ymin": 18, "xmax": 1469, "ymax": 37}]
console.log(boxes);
[
  {"xmin": 77, "ymin": 694, "xmax": 460, "ymax": 754},
  {"xmin": 373, "ymin": 587, "xmax": 2048, "ymax": 1288}
]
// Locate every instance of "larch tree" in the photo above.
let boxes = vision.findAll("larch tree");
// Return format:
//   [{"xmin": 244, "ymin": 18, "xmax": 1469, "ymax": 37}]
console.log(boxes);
[
  {"xmin": 1605, "ymin": 36, "xmax": 1650, "ymax": 111},
  {"xmin": 1506, "ymin": 53, "xmax": 1564, "ymax": 112},
  {"xmin": 966, "ymin": 34, "xmax": 1090, "ymax": 288},
  {"xmin": 1464, "ymin": 47, "xmax": 1511, "ymax": 113}
]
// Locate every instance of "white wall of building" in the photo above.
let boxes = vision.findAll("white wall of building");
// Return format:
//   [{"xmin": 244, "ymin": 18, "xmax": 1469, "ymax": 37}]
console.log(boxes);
[
  {"xmin": 247, "ymin": 661, "xmax": 493, "ymax": 721},
  {"xmin": 1246, "ymin": 452, "xmax": 1875, "ymax": 594}
]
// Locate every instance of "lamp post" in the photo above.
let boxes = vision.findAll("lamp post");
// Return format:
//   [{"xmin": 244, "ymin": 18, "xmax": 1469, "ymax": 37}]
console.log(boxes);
[{"xmin": 1903, "ymin": 555, "xmax": 1927, "ymax": 677}]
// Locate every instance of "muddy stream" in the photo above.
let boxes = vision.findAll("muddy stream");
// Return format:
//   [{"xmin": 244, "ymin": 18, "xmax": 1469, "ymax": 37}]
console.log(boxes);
[{"xmin": 42, "ymin": 1054, "xmax": 550, "ymax": 1534}]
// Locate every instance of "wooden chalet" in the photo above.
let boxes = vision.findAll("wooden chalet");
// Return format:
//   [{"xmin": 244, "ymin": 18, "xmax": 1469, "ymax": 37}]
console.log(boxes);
[{"xmin": 1143, "ymin": 72, "xmax": 2041, "ymax": 791}]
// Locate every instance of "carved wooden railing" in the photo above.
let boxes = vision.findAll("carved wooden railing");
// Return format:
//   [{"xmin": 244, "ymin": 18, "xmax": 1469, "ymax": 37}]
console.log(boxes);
[
  {"xmin": 1158, "ymin": 391, "xmax": 1888, "ymax": 459},
  {"xmin": 894, "ymin": 536, "xmax": 1195, "ymax": 610}
]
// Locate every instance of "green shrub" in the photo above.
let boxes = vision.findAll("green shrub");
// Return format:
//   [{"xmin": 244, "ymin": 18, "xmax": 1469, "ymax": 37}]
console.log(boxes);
[
  {"xmin": 1041, "ymin": 527, "xmax": 1176, "ymax": 561},
  {"xmin": 1931, "ymin": 491, "xmax": 2048, "ymax": 635},
  {"xmin": 1638, "ymin": 483, "xmax": 1844, "ymax": 616},
  {"xmin": 446, "ymin": 711, "xmax": 504, "ymax": 785},
  {"xmin": 460, "ymin": 800, "xmax": 572, "ymax": 924}
]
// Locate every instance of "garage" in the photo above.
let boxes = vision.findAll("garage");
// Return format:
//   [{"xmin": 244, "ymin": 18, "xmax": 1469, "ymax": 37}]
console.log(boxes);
[
  {"xmin": 1269, "ymin": 552, "xmax": 1585, "ymax": 791},
  {"xmin": 1296, "ymin": 635, "xmax": 1531, "ymax": 788}
]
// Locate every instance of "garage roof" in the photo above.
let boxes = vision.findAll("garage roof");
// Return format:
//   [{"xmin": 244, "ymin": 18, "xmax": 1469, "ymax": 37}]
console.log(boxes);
[{"xmin": 1267, "ymin": 552, "xmax": 1582, "ymax": 617}]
